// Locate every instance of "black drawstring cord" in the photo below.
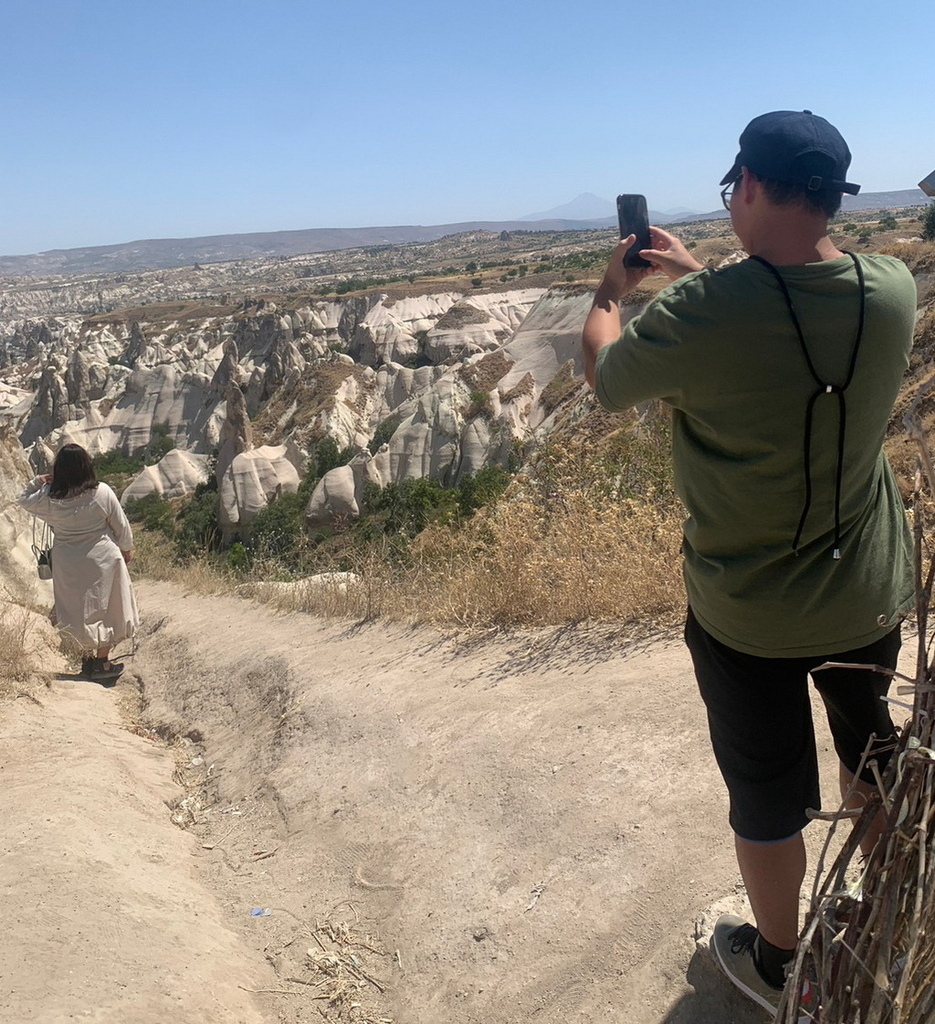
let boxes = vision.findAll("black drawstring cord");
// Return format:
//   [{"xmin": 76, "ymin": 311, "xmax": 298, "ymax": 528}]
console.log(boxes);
[
  {"xmin": 792, "ymin": 388, "xmax": 820, "ymax": 553},
  {"xmin": 749, "ymin": 252, "xmax": 866, "ymax": 559},
  {"xmin": 833, "ymin": 388, "xmax": 847, "ymax": 559}
]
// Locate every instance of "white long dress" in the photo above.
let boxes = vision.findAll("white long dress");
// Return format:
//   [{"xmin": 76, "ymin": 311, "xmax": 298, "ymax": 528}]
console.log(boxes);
[{"xmin": 18, "ymin": 478, "xmax": 140, "ymax": 650}]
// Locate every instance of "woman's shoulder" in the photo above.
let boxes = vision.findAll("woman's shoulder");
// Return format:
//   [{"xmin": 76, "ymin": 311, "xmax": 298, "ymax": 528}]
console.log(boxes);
[{"xmin": 92, "ymin": 481, "xmax": 119, "ymax": 504}]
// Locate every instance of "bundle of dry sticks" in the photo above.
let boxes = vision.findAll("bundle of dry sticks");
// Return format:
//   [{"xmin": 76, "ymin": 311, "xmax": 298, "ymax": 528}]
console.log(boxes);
[{"xmin": 778, "ymin": 403, "xmax": 935, "ymax": 1024}]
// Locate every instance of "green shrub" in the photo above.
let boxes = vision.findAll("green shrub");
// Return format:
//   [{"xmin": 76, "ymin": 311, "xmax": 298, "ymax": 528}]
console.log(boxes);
[
  {"xmin": 94, "ymin": 450, "xmax": 144, "ymax": 478},
  {"xmin": 249, "ymin": 491, "xmax": 306, "ymax": 559},
  {"xmin": 465, "ymin": 389, "xmax": 493, "ymax": 419},
  {"xmin": 364, "ymin": 477, "xmax": 458, "ymax": 537},
  {"xmin": 124, "ymin": 493, "xmax": 175, "ymax": 537},
  {"xmin": 175, "ymin": 487, "xmax": 220, "ymax": 556},
  {"xmin": 226, "ymin": 542, "xmax": 250, "ymax": 572},
  {"xmin": 93, "ymin": 449, "xmax": 145, "ymax": 494},
  {"xmin": 313, "ymin": 436, "xmax": 356, "ymax": 478},
  {"xmin": 458, "ymin": 466, "xmax": 509, "ymax": 517},
  {"xmin": 145, "ymin": 423, "xmax": 175, "ymax": 465},
  {"xmin": 369, "ymin": 415, "xmax": 402, "ymax": 453},
  {"xmin": 923, "ymin": 204, "xmax": 935, "ymax": 242}
]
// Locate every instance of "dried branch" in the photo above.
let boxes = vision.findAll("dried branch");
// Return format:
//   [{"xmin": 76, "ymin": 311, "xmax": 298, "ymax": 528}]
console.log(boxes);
[{"xmin": 776, "ymin": 408, "xmax": 935, "ymax": 1023}]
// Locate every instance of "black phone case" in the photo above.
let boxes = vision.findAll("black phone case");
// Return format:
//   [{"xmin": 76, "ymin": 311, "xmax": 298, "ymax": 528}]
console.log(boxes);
[{"xmin": 616, "ymin": 194, "xmax": 652, "ymax": 268}]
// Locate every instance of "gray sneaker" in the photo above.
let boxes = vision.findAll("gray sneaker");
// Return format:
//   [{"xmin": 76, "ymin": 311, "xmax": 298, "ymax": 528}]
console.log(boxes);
[{"xmin": 711, "ymin": 914, "xmax": 817, "ymax": 1022}]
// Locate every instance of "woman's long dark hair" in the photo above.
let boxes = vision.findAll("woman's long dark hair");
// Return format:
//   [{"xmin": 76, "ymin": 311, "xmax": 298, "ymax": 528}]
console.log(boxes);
[{"xmin": 49, "ymin": 443, "xmax": 99, "ymax": 499}]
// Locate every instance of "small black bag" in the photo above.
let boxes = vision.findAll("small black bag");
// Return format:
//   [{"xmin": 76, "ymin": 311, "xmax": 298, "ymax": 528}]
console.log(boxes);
[
  {"xmin": 37, "ymin": 548, "xmax": 53, "ymax": 580},
  {"xmin": 32, "ymin": 519, "xmax": 53, "ymax": 580}
]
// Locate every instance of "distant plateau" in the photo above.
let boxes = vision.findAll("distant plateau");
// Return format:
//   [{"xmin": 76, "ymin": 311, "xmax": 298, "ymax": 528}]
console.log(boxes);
[{"xmin": 1, "ymin": 189, "xmax": 928, "ymax": 278}]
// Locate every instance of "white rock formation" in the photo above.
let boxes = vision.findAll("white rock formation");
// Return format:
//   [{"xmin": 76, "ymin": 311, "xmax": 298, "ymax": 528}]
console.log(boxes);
[
  {"xmin": 350, "ymin": 293, "xmax": 461, "ymax": 366},
  {"xmin": 215, "ymin": 386, "xmax": 301, "ymax": 538},
  {"xmin": 0, "ymin": 423, "xmax": 51, "ymax": 601},
  {"xmin": 305, "ymin": 447, "xmax": 390, "ymax": 528},
  {"xmin": 495, "ymin": 287, "xmax": 596, "ymax": 426},
  {"xmin": 49, "ymin": 364, "xmax": 224, "ymax": 457},
  {"xmin": 424, "ymin": 289, "xmax": 544, "ymax": 363},
  {"xmin": 218, "ymin": 446, "xmax": 301, "ymax": 538},
  {"xmin": 0, "ymin": 380, "xmax": 30, "ymax": 415},
  {"xmin": 305, "ymin": 465, "xmax": 357, "ymax": 525},
  {"xmin": 4, "ymin": 283, "xmax": 620, "ymax": 533},
  {"xmin": 120, "ymin": 449, "xmax": 212, "ymax": 506}
]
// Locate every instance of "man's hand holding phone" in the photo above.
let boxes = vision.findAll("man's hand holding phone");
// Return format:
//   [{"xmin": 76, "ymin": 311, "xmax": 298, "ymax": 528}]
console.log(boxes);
[
  {"xmin": 642, "ymin": 226, "xmax": 705, "ymax": 281},
  {"xmin": 598, "ymin": 235, "xmax": 655, "ymax": 301},
  {"xmin": 583, "ymin": 211, "xmax": 705, "ymax": 390},
  {"xmin": 598, "ymin": 227, "xmax": 704, "ymax": 302}
]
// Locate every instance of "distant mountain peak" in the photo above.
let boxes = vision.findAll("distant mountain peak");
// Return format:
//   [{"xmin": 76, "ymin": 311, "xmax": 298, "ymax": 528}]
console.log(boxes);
[{"xmin": 519, "ymin": 193, "xmax": 615, "ymax": 222}]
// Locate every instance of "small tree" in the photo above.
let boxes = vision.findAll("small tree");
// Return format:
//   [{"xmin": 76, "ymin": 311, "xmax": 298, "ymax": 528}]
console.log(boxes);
[
  {"xmin": 145, "ymin": 423, "xmax": 175, "ymax": 465},
  {"xmin": 369, "ymin": 415, "xmax": 401, "ymax": 454},
  {"xmin": 922, "ymin": 203, "xmax": 935, "ymax": 242}
]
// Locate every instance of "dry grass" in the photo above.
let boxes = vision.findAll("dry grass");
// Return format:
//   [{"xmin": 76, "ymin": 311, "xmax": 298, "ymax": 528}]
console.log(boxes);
[
  {"xmin": 247, "ymin": 408, "xmax": 682, "ymax": 628},
  {"xmin": 131, "ymin": 408, "xmax": 685, "ymax": 632},
  {"xmin": 130, "ymin": 531, "xmax": 235, "ymax": 595},
  {"xmin": 0, "ymin": 599, "xmax": 34, "ymax": 687},
  {"xmin": 407, "ymin": 489, "xmax": 682, "ymax": 627},
  {"xmin": 0, "ymin": 589, "xmax": 48, "ymax": 696},
  {"xmin": 299, "ymin": 917, "xmax": 392, "ymax": 1019}
]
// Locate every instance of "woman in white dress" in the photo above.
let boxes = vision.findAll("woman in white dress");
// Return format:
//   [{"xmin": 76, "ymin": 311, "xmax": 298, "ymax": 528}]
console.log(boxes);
[{"xmin": 18, "ymin": 443, "xmax": 139, "ymax": 681}]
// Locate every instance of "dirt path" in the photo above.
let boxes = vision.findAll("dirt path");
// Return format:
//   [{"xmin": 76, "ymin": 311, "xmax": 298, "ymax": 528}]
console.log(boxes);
[
  {"xmin": 123, "ymin": 579, "xmax": 882, "ymax": 1024},
  {"xmin": 4, "ymin": 579, "xmax": 892, "ymax": 1024},
  {"xmin": 0, "ymin": 670, "xmax": 270, "ymax": 1024}
]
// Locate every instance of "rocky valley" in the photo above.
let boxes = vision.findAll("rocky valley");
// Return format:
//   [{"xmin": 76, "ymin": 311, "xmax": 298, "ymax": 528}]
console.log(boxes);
[{"xmin": 2, "ymin": 206, "xmax": 933, "ymax": 564}]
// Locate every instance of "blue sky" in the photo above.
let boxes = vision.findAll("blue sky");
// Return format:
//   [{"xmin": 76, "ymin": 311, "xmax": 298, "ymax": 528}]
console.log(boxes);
[{"xmin": 2, "ymin": 0, "xmax": 931, "ymax": 255}]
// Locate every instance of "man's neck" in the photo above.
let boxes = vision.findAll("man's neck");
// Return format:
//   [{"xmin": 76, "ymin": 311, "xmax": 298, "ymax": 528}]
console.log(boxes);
[{"xmin": 742, "ymin": 213, "xmax": 844, "ymax": 266}]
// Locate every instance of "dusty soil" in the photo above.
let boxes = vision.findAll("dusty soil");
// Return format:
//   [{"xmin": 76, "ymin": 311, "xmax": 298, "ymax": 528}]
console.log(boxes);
[
  {"xmin": 5, "ymin": 580, "xmax": 908, "ymax": 1024},
  {"xmin": 0, "ymin": 667, "xmax": 268, "ymax": 1024}
]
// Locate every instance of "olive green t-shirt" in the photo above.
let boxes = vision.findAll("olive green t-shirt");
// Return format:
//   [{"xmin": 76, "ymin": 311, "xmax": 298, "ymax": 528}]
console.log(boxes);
[{"xmin": 594, "ymin": 253, "xmax": 916, "ymax": 657}]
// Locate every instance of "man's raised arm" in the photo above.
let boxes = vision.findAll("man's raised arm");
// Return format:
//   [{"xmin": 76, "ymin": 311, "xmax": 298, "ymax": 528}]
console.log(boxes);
[{"xmin": 582, "ymin": 228, "xmax": 702, "ymax": 388}]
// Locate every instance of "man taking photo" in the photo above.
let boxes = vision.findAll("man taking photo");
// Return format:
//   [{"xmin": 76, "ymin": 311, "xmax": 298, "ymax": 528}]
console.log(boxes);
[{"xmin": 582, "ymin": 110, "xmax": 916, "ymax": 1018}]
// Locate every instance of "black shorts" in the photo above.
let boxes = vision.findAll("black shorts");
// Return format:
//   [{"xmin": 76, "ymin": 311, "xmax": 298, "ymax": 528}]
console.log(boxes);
[{"xmin": 684, "ymin": 608, "xmax": 901, "ymax": 842}]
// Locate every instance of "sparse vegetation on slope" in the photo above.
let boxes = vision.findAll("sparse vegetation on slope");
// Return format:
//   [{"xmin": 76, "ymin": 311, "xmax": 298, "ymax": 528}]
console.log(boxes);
[{"xmin": 126, "ymin": 399, "xmax": 683, "ymax": 630}]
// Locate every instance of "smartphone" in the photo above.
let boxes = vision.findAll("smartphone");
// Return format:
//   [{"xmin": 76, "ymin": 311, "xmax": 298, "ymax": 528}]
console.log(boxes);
[{"xmin": 616, "ymin": 194, "xmax": 652, "ymax": 268}]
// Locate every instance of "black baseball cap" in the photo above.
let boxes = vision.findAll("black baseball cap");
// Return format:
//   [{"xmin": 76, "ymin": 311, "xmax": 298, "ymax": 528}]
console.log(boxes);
[{"xmin": 720, "ymin": 110, "xmax": 860, "ymax": 195}]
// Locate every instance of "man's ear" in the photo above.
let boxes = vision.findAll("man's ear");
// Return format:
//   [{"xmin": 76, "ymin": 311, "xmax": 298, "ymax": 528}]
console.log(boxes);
[{"xmin": 738, "ymin": 167, "xmax": 760, "ymax": 203}]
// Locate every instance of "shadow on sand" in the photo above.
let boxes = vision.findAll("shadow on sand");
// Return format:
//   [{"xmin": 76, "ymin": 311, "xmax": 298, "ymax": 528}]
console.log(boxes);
[
  {"xmin": 659, "ymin": 950, "xmax": 772, "ymax": 1024},
  {"xmin": 53, "ymin": 671, "xmax": 118, "ymax": 689}
]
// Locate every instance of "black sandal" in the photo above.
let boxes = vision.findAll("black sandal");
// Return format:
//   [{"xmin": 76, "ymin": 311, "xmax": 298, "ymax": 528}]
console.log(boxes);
[{"xmin": 85, "ymin": 658, "xmax": 124, "ymax": 680}]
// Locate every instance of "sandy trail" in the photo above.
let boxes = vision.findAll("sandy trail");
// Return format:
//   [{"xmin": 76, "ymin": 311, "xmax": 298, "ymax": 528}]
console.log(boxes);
[
  {"xmin": 0, "ymin": 667, "xmax": 269, "ymax": 1024},
  {"xmin": 116, "ymin": 579, "xmax": 881, "ymax": 1024},
  {"xmin": 4, "ymin": 575, "xmax": 893, "ymax": 1024}
]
